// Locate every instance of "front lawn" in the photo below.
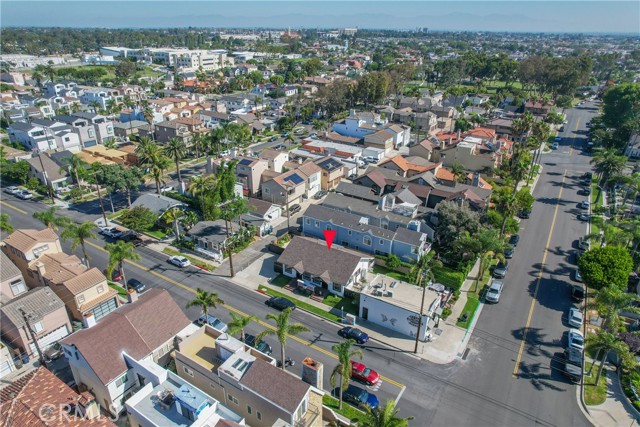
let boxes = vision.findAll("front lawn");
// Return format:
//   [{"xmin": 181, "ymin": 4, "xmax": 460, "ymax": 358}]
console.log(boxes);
[
  {"xmin": 162, "ymin": 247, "xmax": 216, "ymax": 271},
  {"xmin": 322, "ymin": 395, "xmax": 366, "ymax": 425},
  {"xmin": 456, "ymin": 295, "xmax": 480, "ymax": 329},
  {"xmin": 372, "ymin": 265, "xmax": 410, "ymax": 282},
  {"xmin": 323, "ymin": 294, "xmax": 359, "ymax": 316},
  {"xmin": 584, "ymin": 362, "xmax": 607, "ymax": 405},
  {"xmin": 258, "ymin": 285, "xmax": 340, "ymax": 322},
  {"xmin": 432, "ymin": 265, "xmax": 466, "ymax": 292},
  {"xmin": 269, "ymin": 274, "xmax": 291, "ymax": 288},
  {"xmin": 145, "ymin": 225, "xmax": 169, "ymax": 240}
]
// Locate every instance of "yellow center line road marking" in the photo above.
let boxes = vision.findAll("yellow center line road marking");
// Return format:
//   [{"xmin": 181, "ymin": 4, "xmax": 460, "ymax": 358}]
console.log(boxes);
[
  {"xmin": 512, "ymin": 169, "xmax": 567, "ymax": 378},
  {"xmin": 0, "ymin": 201, "xmax": 28, "ymax": 215},
  {"xmin": 569, "ymin": 118, "xmax": 581, "ymax": 157},
  {"xmin": 85, "ymin": 241, "xmax": 404, "ymax": 389}
]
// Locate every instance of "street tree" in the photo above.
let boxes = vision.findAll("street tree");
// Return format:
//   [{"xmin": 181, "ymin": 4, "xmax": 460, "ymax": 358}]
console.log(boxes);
[
  {"xmin": 257, "ymin": 308, "xmax": 309, "ymax": 370},
  {"xmin": 589, "ymin": 285, "xmax": 640, "ymax": 332},
  {"xmin": 186, "ymin": 288, "xmax": 225, "ymax": 320},
  {"xmin": 119, "ymin": 206, "xmax": 157, "ymax": 232},
  {"xmin": 105, "ymin": 240, "xmax": 140, "ymax": 290},
  {"xmin": 61, "ymin": 221, "xmax": 97, "ymax": 267},
  {"xmin": 164, "ymin": 137, "xmax": 188, "ymax": 183},
  {"xmin": 330, "ymin": 339, "xmax": 363, "ymax": 410},
  {"xmin": 361, "ymin": 399, "xmax": 414, "ymax": 427},
  {"xmin": 578, "ymin": 246, "xmax": 634, "ymax": 291},
  {"xmin": 587, "ymin": 331, "xmax": 635, "ymax": 386},
  {"xmin": 227, "ymin": 312, "xmax": 258, "ymax": 343},
  {"xmin": 0, "ymin": 213, "xmax": 14, "ymax": 234},
  {"xmin": 32, "ymin": 207, "xmax": 70, "ymax": 231}
]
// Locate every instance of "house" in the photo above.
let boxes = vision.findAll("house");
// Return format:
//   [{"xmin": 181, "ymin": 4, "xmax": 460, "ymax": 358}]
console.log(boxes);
[
  {"xmin": 409, "ymin": 138, "xmax": 439, "ymax": 161},
  {"xmin": 484, "ymin": 117, "xmax": 515, "ymax": 139},
  {"xmin": 259, "ymin": 149, "xmax": 289, "ymax": 173},
  {"xmin": 297, "ymin": 161, "xmax": 322, "ymax": 198},
  {"xmin": 112, "ymin": 120, "xmax": 148, "ymax": 139},
  {"xmin": 147, "ymin": 121, "xmax": 192, "ymax": 144},
  {"xmin": 8, "ymin": 120, "xmax": 62, "ymax": 151},
  {"xmin": 1, "ymin": 287, "xmax": 72, "ymax": 360},
  {"xmin": 439, "ymin": 139, "xmax": 502, "ymax": 172},
  {"xmin": 0, "ymin": 367, "xmax": 116, "ymax": 427},
  {"xmin": 299, "ymin": 138, "xmax": 363, "ymax": 160},
  {"xmin": 335, "ymin": 181, "xmax": 379, "ymax": 203},
  {"xmin": 261, "ymin": 169, "xmax": 308, "ymax": 205},
  {"xmin": 43, "ymin": 80, "xmax": 79, "ymax": 98},
  {"xmin": 315, "ymin": 157, "xmax": 345, "ymax": 191},
  {"xmin": 363, "ymin": 129, "xmax": 395, "ymax": 152},
  {"xmin": 124, "ymin": 357, "xmax": 245, "ymax": 427},
  {"xmin": 247, "ymin": 198, "xmax": 282, "ymax": 224},
  {"xmin": 378, "ymin": 155, "xmax": 437, "ymax": 178},
  {"xmin": 303, "ymin": 204, "xmax": 429, "ymax": 263},
  {"xmin": 0, "ymin": 251, "xmax": 28, "ymax": 303},
  {"xmin": 524, "ymin": 100, "xmax": 551, "ymax": 116},
  {"xmin": 199, "ymin": 110, "xmax": 235, "ymax": 128},
  {"xmin": 130, "ymin": 193, "xmax": 187, "ymax": 218},
  {"xmin": 277, "ymin": 236, "xmax": 373, "ymax": 297},
  {"xmin": 1, "ymin": 228, "xmax": 63, "ymax": 288},
  {"xmin": 175, "ymin": 325, "xmax": 324, "ymax": 427},
  {"xmin": 61, "ymin": 288, "xmax": 195, "ymax": 416},
  {"xmin": 625, "ymin": 134, "xmax": 640, "ymax": 159},
  {"xmin": 79, "ymin": 88, "xmax": 118, "ymax": 110},
  {"xmin": 26, "ymin": 153, "xmax": 70, "ymax": 191},
  {"xmin": 185, "ymin": 220, "xmax": 231, "ymax": 262},
  {"xmin": 72, "ymin": 112, "xmax": 115, "ymax": 144},
  {"xmin": 31, "ymin": 252, "xmax": 119, "ymax": 322},
  {"xmin": 0, "ymin": 339, "xmax": 18, "ymax": 377},
  {"xmin": 235, "ymin": 156, "xmax": 269, "ymax": 196},
  {"xmin": 53, "ymin": 114, "xmax": 100, "ymax": 147},
  {"xmin": 360, "ymin": 275, "xmax": 444, "ymax": 340}
]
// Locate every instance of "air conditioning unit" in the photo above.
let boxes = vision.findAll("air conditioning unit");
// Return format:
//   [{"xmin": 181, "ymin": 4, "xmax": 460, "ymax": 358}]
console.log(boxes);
[
  {"xmin": 373, "ymin": 290, "xmax": 383, "ymax": 296},
  {"xmin": 385, "ymin": 291, "xmax": 394, "ymax": 298}
]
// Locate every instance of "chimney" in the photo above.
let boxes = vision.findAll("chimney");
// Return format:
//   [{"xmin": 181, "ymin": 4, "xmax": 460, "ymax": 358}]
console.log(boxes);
[
  {"xmin": 34, "ymin": 261, "xmax": 46, "ymax": 286},
  {"xmin": 83, "ymin": 312, "xmax": 96, "ymax": 329},
  {"xmin": 442, "ymin": 139, "xmax": 447, "ymax": 150},
  {"xmin": 127, "ymin": 288, "xmax": 139, "ymax": 303},
  {"xmin": 456, "ymin": 129, "xmax": 461, "ymax": 141},
  {"xmin": 76, "ymin": 392, "xmax": 100, "ymax": 420},
  {"xmin": 301, "ymin": 357, "xmax": 323, "ymax": 390}
]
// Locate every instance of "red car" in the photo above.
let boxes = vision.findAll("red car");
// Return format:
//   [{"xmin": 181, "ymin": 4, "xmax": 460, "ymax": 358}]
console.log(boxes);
[{"xmin": 351, "ymin": 361, "xmax": 380, "ymax": 386}]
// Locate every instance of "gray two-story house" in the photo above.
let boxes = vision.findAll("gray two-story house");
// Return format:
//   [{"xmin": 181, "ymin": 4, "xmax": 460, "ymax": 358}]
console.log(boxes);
[{"xmin": 302, "ymin": 204, "xmax": 429, "ymax": 263}]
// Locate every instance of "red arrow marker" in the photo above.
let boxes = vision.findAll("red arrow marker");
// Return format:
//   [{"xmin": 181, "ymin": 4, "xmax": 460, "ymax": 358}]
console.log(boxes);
[{"xmin": 323, "ymin": 229, "xmax": 337, "ymax": 250}]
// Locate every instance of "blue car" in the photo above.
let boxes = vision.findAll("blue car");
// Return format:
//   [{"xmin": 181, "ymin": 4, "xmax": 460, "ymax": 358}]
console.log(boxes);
[
  {"xmin": 339, "ymin": 385, "xmax": 379, "ymax": 409},
  {"xmin": 338, "ymin": 327, "xmax": 369, "ymax": 344}
]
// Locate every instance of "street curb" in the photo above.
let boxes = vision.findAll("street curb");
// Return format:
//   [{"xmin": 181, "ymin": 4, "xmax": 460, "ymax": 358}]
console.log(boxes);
[{"xmin": 617, "ymin": 370, "xmax": 640, "ymax": 422}]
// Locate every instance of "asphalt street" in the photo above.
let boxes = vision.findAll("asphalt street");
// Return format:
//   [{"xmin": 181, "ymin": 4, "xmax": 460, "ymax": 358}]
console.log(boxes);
[{"xmin": 0, "ymin": 106, "xmax": 599, "ymax": 426}]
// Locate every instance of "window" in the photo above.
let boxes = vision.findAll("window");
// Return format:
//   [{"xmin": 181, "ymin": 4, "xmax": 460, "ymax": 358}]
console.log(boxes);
[
  {"xmin": 264, "ymin": 187, "xmax": 270, "ymax": 194},
  {"xmin": 380, "ymin": 239, "xmax": 384, "ymax": 245},
  {"xmin": 363, "ymin": 236, "xmax": 372, "ymax": 246},
  {"xmin": 348, "ymin": 230, "xmax": 352, "ymax": 236},
  {"xmin": 183, "ymin": 366, "xmax": 194, "ymax": 377},
  {"xmin": 314, "ymin": 221, "xmax": 319, "ymax": 227},
  {"xmin": 33, "ymin": 322, "xmax": 43, "ymax": 333},
  {"xmin": 77, "ymin": 294, "xmax": 85, "ymax": 304},
  {"xmin": 247, "ymin": 406, "xmax": 252, "ymax": 415},
  {"xmin": 97, "ymin": 285, "xmax": 104, "ymax": 294},
  {"xmin": 10, "ymin": 280, "xmax": 26, "ymax": 296},
  {"xmin": 228, "ymin": 394, "xmax": 239, "ymax": 405},
  {"xmin": 305, "ymin": 218, "xmax": 310, "ymax": 225},
  {"xmin": 257, "ymin": 412, "xmax": 262, "ymax": 421},
  {"xmin": 333, "ymin": 283, "xmax": 341, "ymax": 292},
  {"xmin": 326, "ymin": 225, "xmax": 332, "ymax": 231},
  {"xmin": 115, "ymin": 374, "xmax": 128, "ymax": 387}
]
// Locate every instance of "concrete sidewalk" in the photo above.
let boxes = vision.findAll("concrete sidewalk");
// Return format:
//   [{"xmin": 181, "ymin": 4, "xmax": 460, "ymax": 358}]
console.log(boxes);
[{"xmin": 585, "ymin": 367, "xmax": 639, "ymax": 427}]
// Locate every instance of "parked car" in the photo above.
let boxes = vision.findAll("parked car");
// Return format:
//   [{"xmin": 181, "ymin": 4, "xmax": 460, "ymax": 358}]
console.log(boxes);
[
  {"xmin": 160, "ymin": 185, "xmax": 174, "ymax": 193},
  {"xmin": 493, "ymin": 261, "xmax": 508, "ymax": 278},
  {"xmin": 338, "ymin": 327, "xmax": 369, "ymax": 344},
  {"xmin": 15, "ymin": 190, "xmax": 33, "ymax": 200},
  {"xmin": 4, "ymin": 186, "xmax": 20, "ymax": 195},
  {"xmin": 580, "ymin": 186, "xmax": 591, "ymax": 196},
  {"xmin": 578, "ymin": 213, "xmax": 590, "ymax": 221},
  {"xmin": 568, "ymin": 307, "xmax": 584, "ymax": 329},
  {"xmin": 197, "ymin": 314, "xmax": 228, "ymax": 333},
  {"xmin": 168, "ymin": 256, "xmax": 191, "ymax": 268},
  {"xmin": 554, "ymin": 136, "xmax": 562, "ymax": 142},
  {"xmin": 579, "ymin": 200, "xmax": 590, "ymax": 210},
  {"xmin": 551, "ymin": 142, "xmax": 559, "ymax": 149},
  {"xmin": 578, "ymin": 237, "xmax": 590, "ymax": 251},
  {"xmin": 244, "ymin": 333, "xmax": 272, "ymax": 356},
  {"xmin": 574, "ymin": 269, "xmax": 583, "ymax": 282},
  {"xmin": 313, "ymin": 191, "xmax": 327, "ymax": 200},
  {"xmin": 504, "ymin": 247, "xmax": 514, "ymax": 259},
  {"xmin": 508, "ymin": 234, "xmax": 520, "ymax": 247},
  {"xmin": 265, "ymin": 296, "xmax": 296, "ymax": 311},
  {"xmin": 336, "ymin": 385, "xmax": 379, "ymax": 410},
  {"xmin": 363, "ymin": 156, "xmax": 378, "ymax": 164},
  {"xmin": 43, "ymin": 342, "xmax": 64, "ymax": 361},
  {"xmin": 274, "ymin": 144, "xmax": 287, "ymax": 150},
  {"xmin": 351, "ymin": 361, "xmax": 380, "ymax": 385},
  {"xmin": 485, "ymin": 279, "xmax": 504, "ymax": 303},
  {"xmin": 118, "ymin": 232, "xmax": 144, "ymax": 246},
  {"xmin": 102, "ymin": 227, "xmax": 123, "ymax": 239},
  {"xmin": 127, "ymin": 278, "xmax": 146, "ymax": 293},
  {"xmin": 518, "ymin": 210, "xmax": 531, "ymax": 219},
  {"xmin": 288, "ymin": 204, "xmax": 302, "ymax": 215},
  {"xmin": 109, "ymin": 268, "xmax": 123, "ymax": 282},
  {"xmin": 269, "ymin": 136, "xmax": 278, "ymax": 142},
  {"xmin": 571, "ymin": 285, "xmax": 585, "ymax": 302},
  {"xmin": 568, "ymin": 328, "xmax": 585, "ymax": 351},
  {"xmin": 564, "ymin": 347, "xmax": 583, "ymax": 382}
]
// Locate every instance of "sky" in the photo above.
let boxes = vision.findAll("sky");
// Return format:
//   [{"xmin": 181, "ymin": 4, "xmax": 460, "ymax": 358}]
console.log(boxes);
[{"xmin": 2, "ymin": 1, "xmax": 639, "ymax": 34}]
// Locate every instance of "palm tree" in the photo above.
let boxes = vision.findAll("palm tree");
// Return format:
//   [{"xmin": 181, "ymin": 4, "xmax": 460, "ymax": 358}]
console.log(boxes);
[
  {"xmin": 189, "ymin": 174, "xmax": 216, "ymax": 213},
  {"xmin": 182, "ymin": 210, "xmax": 199, "ymax": 231},
  {"xmin": 209, "ymin": 126, "xmax": 226, "ymax": 157},
  {"xmin": 409, "ymin": 250, "xmax": 442, "ymax": 285},
  {"xmin": 330, "ymin": 339, "xmax": 363, "ymax": 410},
  {"xmin": 59, "ymin": 153, "xmax": 88, "ymax": 192},
  {"xmin": 32, "ymin": 207, "xmax": 69, "ymax": 231},
  {"xmin": 361, "ymin": 399, "xmax": 414, "ymax": 427},
  {"xmin": 162, "ymin": 207, "xmax": 184, "ymax": 240},
  {"xmin": 589, "ymin": 285, "xmax": 640, "ymax": 332},
  {"xmin": 61, "ymin": 221, "xmax": 97, "ymax": 266},
  {"xmin": 257, "ymin": 307, "xmax": 309, "ymax": 370},
  {"xmin": 105, "ymin": 240, "xmax": 140, "ymax": 289},
  {"xmin": 450, "ymin": 163, "xmax": 466, "ymax": 183},
  {"xmin": 591, "ymin": 148, "xmax": 627, "ymax": 190},
  {"xmin": 227, "ymin": 312, "xmax": 258, "ymax": 343},
  {"xmin": 0, "ymin": 213, "xmax": 14, "ymax": 234},
  {"xmin": 89, "ymin": 101, "xmax": 101, "ymax": 114},
  {"xmin": 493, "ymin": 187, "xmax": 518, "ymax": 237},
  {"xmin": 186, "ymin": 288, "xmax": 225, "ymax": 320},
  {"xmin": 136, "ymin": 137, "xmax": 171, "ymax": 194},
  {"xmin": 586, "ymin": 331, "xmax": 633, "ymax": 386},
  {"xmin": 284, "ymin": 132, "xmax": 296, "ymax": 148},
  {"xmin": 164, "ymin": 137, "xmax": 188, "ymax": 184}
]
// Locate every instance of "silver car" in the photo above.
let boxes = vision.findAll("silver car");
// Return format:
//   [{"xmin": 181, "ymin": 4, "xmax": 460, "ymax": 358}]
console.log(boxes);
[
  {"xmin": 169, "ymin": 255, "xmax": 191, "ymax": 268},
  {"xmin": 568, "ymin": 308, "xmax": 584, "ymax": 329},
  {"xmin": 485, "ymin": 279, "xmax": 504, "ymax": 303}
]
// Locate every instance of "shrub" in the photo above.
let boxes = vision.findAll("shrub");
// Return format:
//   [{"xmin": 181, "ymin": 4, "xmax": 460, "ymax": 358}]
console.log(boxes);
[
  {"xmin": 441, "ymin": 307, "xmax": 452, "ymax": 320},
  {"xmin": 174, "ymin": 238, "xmax": 195, "ymax": 251},
  {"xmin": 386, "ymin": 254, "xmax": 401, "ymax": 270},
  {"xmin": 164, "ymin": 191, "xmax": 197, "ymax": 209},
  {"xmin": 433, "ymin": 265, "xmax": 466, "ymax": 292},
  {"xmin": 119, "ymin": 206, "xmax": 157, "ymax": 232}
]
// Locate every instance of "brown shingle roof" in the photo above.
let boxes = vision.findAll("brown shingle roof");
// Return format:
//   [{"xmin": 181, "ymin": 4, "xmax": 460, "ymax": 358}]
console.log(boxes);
[
  {"xmin": 240, "ymin": 358, "xmax": 310, "ymax": 413},
  {"xmin": 297, "ymin": 161, "xmax": 321, "ymax": 176},
  {"xmin": 61, "ymin": 289, "xmax": 190, "ymax": 384},
  {"xmin": 2, "ymin": 228, "xmax": 58, "ymax": 254},
  {"xmin": 0, "ymin": 367, "xmax": 116, "ymax": 427}
]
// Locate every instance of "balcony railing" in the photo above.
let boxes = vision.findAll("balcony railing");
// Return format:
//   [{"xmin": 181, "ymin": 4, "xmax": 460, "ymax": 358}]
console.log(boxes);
[{"xmin": 295, "ymin": 403, "xmax": 321, "ymax": 427}]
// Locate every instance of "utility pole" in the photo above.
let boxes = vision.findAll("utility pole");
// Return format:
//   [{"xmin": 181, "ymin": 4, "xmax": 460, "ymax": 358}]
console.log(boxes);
[
  {"xmin": 414, "ymin": 269, "xmax": 428, "ymax": 354},
  {"xmin": 92, "ymin": 172, "xmax": 109, "ymax": 227},
  {"xmin": 282, "ymin": 186, "xmax": 291, "ymax": 230},
  {"xmin": 20, "ymin": 309, "xmax": 46, "ymax": 366},
  {"xmin": 224, "ymin": 217, "xmax": 235, "ymax": 278},
  {"xmin": 35, "ymin": 152, "xmax": 55, "ymax": 204}
]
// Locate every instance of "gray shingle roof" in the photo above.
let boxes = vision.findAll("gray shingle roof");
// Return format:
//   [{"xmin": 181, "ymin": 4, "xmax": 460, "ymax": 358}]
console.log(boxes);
[
  {"xmin": 1, "ymin": 287, "xmax": 65, "ymax": 328},
  {"xmin": 8, "ymin": 121, "xmax": 36, "ymax": 132},
  {"xmin": 335, "ymin": 182, "xmax": 379, "ymax": 202},
  {"xmin": 322, "ymin": 193, "xmax": 415, "ymax": 227},
  {"xmin": 130, "ymin": 193, "xmax": 186, "ymax": 216},
  {"xmin": 277, "ymin": 236, "xmax": 367, "ymax": 286},
  {"xmin": 0, "ymin": 251, "xmax": 22, "ymax": 283}
]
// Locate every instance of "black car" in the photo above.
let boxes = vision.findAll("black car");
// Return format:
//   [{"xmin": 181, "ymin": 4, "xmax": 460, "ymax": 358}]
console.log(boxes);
[
  {"xmin": 508, "ymin": 234, "xmax": 520, "ymax": 247},
  {"xmin": 571, "ymin": 285, "xmax": 585, "ymax": 302},
  {"xmin": 338, "ymin": 327, "xmax": 369, "ymax": 344},
  {"xmin": 127, "ymin": 278, "xmax": 146, "ymax": 293},
  {"xmin": 504, "ymin": 247, "xmax": 515, "ymax": 259},
  {"xmin": 335, "ymin": 385, "xmax": 379, "ymax": 409},
  {"xmin": 269, "ymin": 136, "xmax": 278, "ymax": 142},
  {"xmin": 118, "ymin": 232, "xmax": 144, "ymax": 246},
  {"xmin": 265, "ymin": 296, "xmax": 296, "ymax": 311},
  {"xmin": 244, "ymin": 334, "xmax": 273, "ymax": 355},
  {"xmin": 493, "ymin": 261, "xmax": 508, "ymax": 278},
  {"xmin": 518, "ymin": 210, "xmax": 531, "ymax": 219}
]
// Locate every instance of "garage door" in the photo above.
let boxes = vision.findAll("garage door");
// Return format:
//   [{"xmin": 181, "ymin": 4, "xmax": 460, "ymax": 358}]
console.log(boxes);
[
  {"xmin": 28, "ymin": 325, "xmax": 70, "ymax": 356},
  {"xmin": 92, "ymin": 298, "xmax": 117, "ymax": 321}
]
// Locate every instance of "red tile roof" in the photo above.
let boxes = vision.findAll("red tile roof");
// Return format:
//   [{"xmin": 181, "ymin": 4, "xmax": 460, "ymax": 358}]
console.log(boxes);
[
  {"xmin": 464, "ymin": 127, "xmax": 496, "ymax": 140},
  {"xmin": 435, "ymin": 168, "xmax": 456, "ymax": 182}
]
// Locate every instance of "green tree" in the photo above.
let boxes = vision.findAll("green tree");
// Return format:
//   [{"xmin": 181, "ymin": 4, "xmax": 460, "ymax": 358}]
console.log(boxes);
[
  {"xmin": 164, "ymin": 137, "xmax": 188, "ymax": 183},
  {"xmin": 227, "ymin": 312, "xmax": 258, "ymax": 343},
  {"xmin": 330, "ymin": 339, "xmax": 363, "ymax": 410},
  {"xmin": 105, "ymin": 240, "xmax": 140, "ymax": 289},
  {"xmin": 578, "ymin": 246, "xmax": 634, "ymax": 291},
  {"xmin": 589, "ymin": 285, "xmax": 640, "ymax": 332},
  {"xmin": 257, "ymin": 307, "xmax": 310, "ymax": 370},
  {"xmin": 32, "ymin": 207, "xmax": 69, "ymax": 231},
  {"xmin": 492, "ymin": 187, "xmax": 518, "ymax": 237},
  {"xmin": 182, "ymin": 210, "xmax": 199, "ymax": 231},
  {"xmin": 515, "ymin": 188, "xmax": 535, "ymax": 213},
  {"xmin": 136, "ymin": 136, "xmax": 171, "ymax": 194},
  {"xmin": 2, "ymin": 160, "xmax": 31, "ymax": 184},
  {"xmin": 189, "ymin": 174, "xmax": 216, "ymax": 215},
  {"xmin": 186, "ymin": 288, "xmax": 225, "ymax": 320},
  {"xmin": 162, "ymin": 207, "xmax": 184, "ymax": 239},
  {"xmin": 586, "ymin": 331, "xmax": 634, "ymax": 386},
  {"xmin": 0, "ymin": 213, "xmax": 14, "ymax": 234},
  {"xmin": 435, "ymin": 201, "xmax": 481, "ymax": 260},
  {"xmin": 60, "ymin": 221, "xmax": 97, "ymax": 267},
  {"xmin": 119, "ymin": 206, "xmax": 157, "ymax": 232},
  {"xmin": 591, "ymin": 148, "xmax": 628, "ymax": 190},
  {"xmin": 361, "ymin": 399, "xmax": 414, "ymax": 427}
]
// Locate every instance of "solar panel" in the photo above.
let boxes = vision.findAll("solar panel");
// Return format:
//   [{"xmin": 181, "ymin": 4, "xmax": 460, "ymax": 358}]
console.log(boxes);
[
  {"xmin": 238, "ymin": 159, "xmax": 253, "ymax": 166},
  {"xmin": 286, "ymin": 173, "xmax": 304, "ymax": 185}
]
